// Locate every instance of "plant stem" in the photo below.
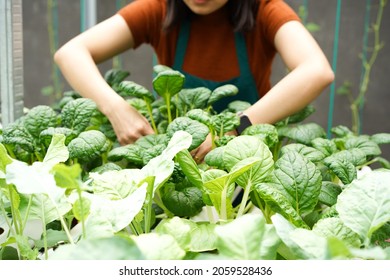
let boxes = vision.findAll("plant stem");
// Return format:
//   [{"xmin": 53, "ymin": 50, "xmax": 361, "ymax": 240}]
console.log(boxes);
[
  {"xmin": 132, "ymin": 220, "xmax": 144, "ymax": 235},
  {"xmin": 129, "ymin": 222, "xmax": 140, "ymax": 236},
  {"xmin": 166, "ymin": 96, "xmax": 173, "ymax": 124},
  {"xmin": 145, "ymin": 99, "xmax": 158, "ymax": 133},
  {"xmin": 41, "ymin": 196, "xmax": 49, "ymax": 260},
  {"xmin": 236, "ymin": 184, "xmax": 251, "ymax": 218},
  {"xmin": 351, "ymin": 0, "xmax": 386, "ymax": 134},
  {"xmin": 154, "ymin": 190, "xmax": 174, "ymax": 218},
  {"xmin": 21, "ymin": 194, "xmax": 34, "ymax": 232},
  {"xmin": 0, "ymin": 198, "xmax": 16, "ymax": 237},
  {"xmin": 8, "ymin": 186, "xmax": 21, "ymax": 235},
  {"xmin": 143, "ymin": 177, "xmax": 155, "ymax": 233},
  {"xmin": 77, "ymin": 191, "xmax": 87, "ymax": 239},
  {"xmin": 206, "ymin": 206, "xmax": 217, "ymax": 224},
  {"xmin": 220, "ymin": 185, "xmax": 228, "ymax": 221},
  {"xmin": 49, "ymin": 197, "xmax": 74, "ymax": 245},
  {"xmin": 210, "ymin": 128, "xmax": 216, "ymax": 150}
]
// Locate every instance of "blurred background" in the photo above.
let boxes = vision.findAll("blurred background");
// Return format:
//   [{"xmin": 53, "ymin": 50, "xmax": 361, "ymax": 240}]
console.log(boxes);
[{"xmin": 1, "ymin": 0, "xmax": 389, "ymax": 157}]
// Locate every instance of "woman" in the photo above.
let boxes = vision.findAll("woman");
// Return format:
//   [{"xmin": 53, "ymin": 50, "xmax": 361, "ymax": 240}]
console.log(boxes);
[{"xmin": 54, "ymin": 0, "xmax": 334, "ymax": 161}]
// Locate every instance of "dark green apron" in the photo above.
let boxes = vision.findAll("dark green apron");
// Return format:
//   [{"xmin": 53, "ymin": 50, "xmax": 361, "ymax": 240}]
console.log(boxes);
[{"xmin": 172, "ymin": 20, "xmax": 259, "ymax": 112}]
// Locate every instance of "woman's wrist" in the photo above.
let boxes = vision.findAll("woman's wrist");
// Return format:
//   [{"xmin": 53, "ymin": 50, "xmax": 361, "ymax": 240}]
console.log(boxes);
[{"xmin": 236, "ymin": 112, "xmax": 252, "ymax": 135}]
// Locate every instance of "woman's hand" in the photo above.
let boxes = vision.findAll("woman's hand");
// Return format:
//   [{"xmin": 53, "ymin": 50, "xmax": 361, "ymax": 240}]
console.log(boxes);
[
  {"xmin": 190, "ymin": 129, "xmax": 237, "ymax": 163},
  {"xmin": 190, "ymin": 133, "xmax": 213, "ymax": 164},
  {"xmin": 104, "ymin": 97, "xmax": 154, "ymax": 145}
]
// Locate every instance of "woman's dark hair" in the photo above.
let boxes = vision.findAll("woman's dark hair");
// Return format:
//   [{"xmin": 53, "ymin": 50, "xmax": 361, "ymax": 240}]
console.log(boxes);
[{"xmin": 163, "ymin": 0, "xmax": 259, "ymax": 32}]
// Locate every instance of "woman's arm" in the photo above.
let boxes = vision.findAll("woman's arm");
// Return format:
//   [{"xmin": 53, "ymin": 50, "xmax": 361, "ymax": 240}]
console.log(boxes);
[
  {"xmin": 192, "ymin": 20, "xmax": 334, "ymax": 161},
  {"xmin": 244, "ymin": 20, "xmax": 334, "ymax": 124},
  {"xmin": 54, "ymin": 14, "xmax": 154, "ymax": 145}
]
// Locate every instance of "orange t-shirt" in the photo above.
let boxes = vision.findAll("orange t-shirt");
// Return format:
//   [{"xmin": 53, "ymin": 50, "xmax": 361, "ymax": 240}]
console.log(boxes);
[{"xmin": 118, "ymin": 0, "xmax": 300, "ymax": 98}]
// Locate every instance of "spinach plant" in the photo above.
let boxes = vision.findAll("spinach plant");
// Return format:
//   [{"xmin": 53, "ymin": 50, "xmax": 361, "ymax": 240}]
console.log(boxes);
[{"xmin": 1, "ymin": 66, "xmax": 390, "ymax": 261}]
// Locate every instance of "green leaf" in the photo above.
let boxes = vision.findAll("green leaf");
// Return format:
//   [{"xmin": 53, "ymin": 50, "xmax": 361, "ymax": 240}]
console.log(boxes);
[
  {"xmin": 2, "ymin": 121, "xmax": 35, "ymax": 153},
  {"xmin": 68, "ymin": 130, "xmax": 109, "ymax": 162},
  {"xmin": 0, "ymin": 246, "xmax": 20, "ymax": 260},
  {"xmin": 135, "ymin": 133, "xmax": 168, "ymax": 149},
  {"xmin": 227, "ymin": 100, "xmax": 251, "ymax": 113},
  {"xmin": 211, "ymin": 112, "xmax": 240, "ymax": 135},
  {"xmin": 32, "ymin": 229, "xmax": 68, "ymax": 249},
  {"xmin": 132, "ymin": 233, "xmax": 185, "ymax": 260},
  {"xmin": 0, "ymin": 144, "xmax": 13, "ymax": 172},
  {"xmin": 24, "ymin": 105, "xmax": 58, "ymax": 138},
  {"xmin": 84, "ymin": 183, "xmax": 147, "ymax": 233},
  {"xmin": 311, "ymin": 137, "xmax": 338, "ymax": 157},
  {"xmin": 167, "ymin": 117, "xmax": 209, "ymax": 151},
  {"xmin": 208, "ymin": 84, "xmax": 239, "ymax": 106},
  {"xmin": 331, "ymin": 125, "xmax": 354, "ymax": 137},
  {"xmin": 118, "ymin": 80, "xmax": 155, "ymax": 102},
  {"xmin": 52, "ymin": 163, "xmax": 82, "ymax": 190},
  {"xmin": 61, "ymin": 98, "xmax": 97, "ymax": 134},
  {"xmin": 154, "ymin": 217, "xmax": 194, "ymax": 250},
  {"xmin": 107, "ymin": 144, "xmax": 144, "ymax": 166},
  {"xmin": 49, "ymin": 236, "xmax": 144, "ymax": 260},
  {"xmin": 370, "ymin": 133, "xmax": 390, "ymax": 145},
  {"xmin": 19, "ymin": 193, "xmax": 71, "ymax": 225},
  {"xmin": 202, "ymin": 159, "xmax": 259, "ymax": 219},
  {"xmin": 162, "ymin": 183, "xmax": 204, "ymax": 217},
  {"xmin": 345, "ymin": 136, "xmax": 381, "ymax": 157},
  {"xmin": 313, "ymin": 217, "xmax": 362, "ymax": 248},
  {"xmin": 142, "ymin": 131, "xmax": 193, "ymax": 192},
  {"xmin": 186, "ymin": 109, "xmax": 212, "ymax": 126},
  {"xmin": 324, "ymin": 148, "xmax": 367, "ymax": 167},
  {"xmin": 286, "ymin": 105, "xmax": 316, "ymax": 124},
  {"xmin": 104, "ymin": 69, "xmax": 130, "ymax": 87},
  {"xmin": 142, "ymin": 144, "xmax": 166, "ymax": 165},
  {"xmin": 271, "ymin": 213, "xmax": 309, "ymax": 259},
  {"xmin": 326, "ymin": 159, "xmax": 357, "ymax": 185},
  {"xmin": 281, "ymin": 143, "xmax": 325, "ymax": 163},
  {"xmin": 42, "ymin": 134, "xmax": 69, "ymax": 169},
  {"xmin": 153, "ymin": 70, "xmax": 185, "ymax": 99},
  {"xmin": 72, "ymin": 196, "xmax": 91, "ymax": 221},
  {"xmin": 336, "ymin": 169, "xmax": 390, "ymax": 242},
  {"xmin": 318, "ymin": 181, "xmax": 342, "ymax": 206},
  {"xmin": 255, "ymin": 183, "xmax": 309, "ymax": 229},
  {"xmin": 189, "ymin": 223, "xmax": 218, "ymax": 252},
  {"xmin": 215, "ymin": 213, "xmax": 280, "ymax": 260},
  {"xmin": 289, "ymin": 228, "xmax": 327, "ymax": 259},
  {"xmin": 223, "ymin": 135, "xmax": 274, "ymax": 187},
  {"xmin": 153, "ymin": 64, "xmax": 172, "ymax": 74},
  {"xmin": 40, "ymin": 127, "xmax": 77, "ymax": 147},
  {"xmin": 242, "ymin": 124, "xmax": 279, "ymax": 147},
  {"xmin": 270, "ymin": 151, "xmax": 322, "ymax": 216},
  {"xmin": 278, "ymin": 123, "xmax": 326, "ymax": 145},
  {"xmin": 175, "ymin": 150, "xmax": 203, "ymax": 189},
  {"xmin": 179, "ymin": 87, "xmax": 211, "ymax": 110},
  {"xmin": 88, "ymin": 169, "xmax": 142, "ymax": 199},
  {"xmin": 204, "ymin": 146, "xmax": 225, "ymax": 169},
  {"xmin": 6, "ymin": 159, "xmax": 68, "ymax": 206}
]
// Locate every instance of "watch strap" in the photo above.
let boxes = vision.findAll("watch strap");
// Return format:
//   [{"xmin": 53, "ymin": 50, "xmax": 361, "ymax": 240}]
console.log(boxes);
[{"xmin": 236, "ymin": 112, "xmax": 252, "ymax": 135}]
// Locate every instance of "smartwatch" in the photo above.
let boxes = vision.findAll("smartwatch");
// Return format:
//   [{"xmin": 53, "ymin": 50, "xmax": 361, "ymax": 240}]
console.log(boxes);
[{"xmin": 236, "ymin": 112, "xmax": 252, "ymax": 135}]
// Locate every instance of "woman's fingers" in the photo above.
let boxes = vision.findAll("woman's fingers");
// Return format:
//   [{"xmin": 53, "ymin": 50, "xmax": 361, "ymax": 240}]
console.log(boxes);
[{"xmin": 191, "ymin": 134, "xmax": 212, "ymax": 163}]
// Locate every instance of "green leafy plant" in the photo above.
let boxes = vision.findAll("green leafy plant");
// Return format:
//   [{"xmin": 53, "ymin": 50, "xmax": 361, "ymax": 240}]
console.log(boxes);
[{"xmin": 1, "ymin": 66, "xmax": 390, "ymax": 260}]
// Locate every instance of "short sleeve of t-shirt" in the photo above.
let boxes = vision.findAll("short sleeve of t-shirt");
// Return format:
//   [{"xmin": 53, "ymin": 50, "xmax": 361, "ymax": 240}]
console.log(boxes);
[
  {"xmin": 258, "ymin": 0, "xmax": 301, "ymax": 47},
  {"xmin": 117, "ymin": 0, "xmax": 165, "ymax": 48}
]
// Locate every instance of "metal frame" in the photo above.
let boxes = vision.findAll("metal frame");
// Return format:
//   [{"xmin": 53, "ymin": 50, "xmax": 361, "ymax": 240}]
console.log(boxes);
[
  {"xmin": 80, "ymin": 0, "xmax": 97, "ymax": 31},
  {"xmin": 0, "ymin": 0, "xmax": 24, "ymax": 126}
]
